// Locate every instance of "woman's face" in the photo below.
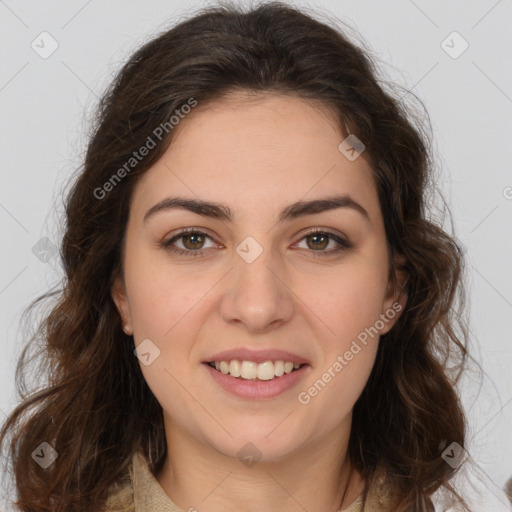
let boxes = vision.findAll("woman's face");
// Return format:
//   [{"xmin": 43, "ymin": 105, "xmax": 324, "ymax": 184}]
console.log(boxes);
[{"xmin": 112, "ymin": 91, "xmax": 405, "ymax": 462}]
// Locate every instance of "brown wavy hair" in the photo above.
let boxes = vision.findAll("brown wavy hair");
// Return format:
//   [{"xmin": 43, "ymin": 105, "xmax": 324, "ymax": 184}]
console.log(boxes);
[{"xmin": 1, "ymin": 2, "xmax": 472, "ymax": 510}]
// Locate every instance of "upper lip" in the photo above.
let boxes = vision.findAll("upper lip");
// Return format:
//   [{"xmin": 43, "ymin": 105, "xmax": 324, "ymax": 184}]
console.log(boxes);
[{"xmin": 204, "ymin": 348, "xmax": 310, "ymax": 365}]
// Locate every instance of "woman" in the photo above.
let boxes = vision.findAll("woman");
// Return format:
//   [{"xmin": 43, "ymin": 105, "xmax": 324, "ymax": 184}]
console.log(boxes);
[{"xmin": 0, "ymin": 1, "xmax": 490, "ymax": 510}]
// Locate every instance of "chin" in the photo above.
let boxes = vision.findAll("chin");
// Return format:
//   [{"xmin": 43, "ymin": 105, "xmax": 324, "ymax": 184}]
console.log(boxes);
[{"xmin": 210, "ymin": 425, "xmax": 305, "ymax": 462}]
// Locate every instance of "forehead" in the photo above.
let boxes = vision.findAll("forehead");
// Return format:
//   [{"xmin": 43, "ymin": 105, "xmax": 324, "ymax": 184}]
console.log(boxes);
[
  {"xmin": 170, "ymin": 90, "xmax": 346, "ymax": 159},
  {"xmin": 130, "ymin": 91, "xmax": 381, "ymax": 224}
]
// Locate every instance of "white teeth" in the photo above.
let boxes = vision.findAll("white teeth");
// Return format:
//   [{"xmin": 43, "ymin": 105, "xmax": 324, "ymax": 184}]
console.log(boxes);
[
  {"xmin": 274, "ymin": 360, "xmax": 284, "ymax": 377},
  {"xmin": 257, "ymin": 361, "xmax": 275, "ymax": 381},
  {"xmin": 229, "ymin": 360, "xmax": 241, "ymax": 377},
  {"xmin": 209, "ymin": 359, "xmax": 304, "ymax": 380},
  {"xmin": 240, "ymin": 361, "xmax": 258, "ymax": 379}
]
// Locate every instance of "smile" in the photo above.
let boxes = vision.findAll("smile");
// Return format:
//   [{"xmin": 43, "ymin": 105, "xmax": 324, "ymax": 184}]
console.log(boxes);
[
  {"xmin": 207, "ymin": 360, "xmax": 304, "ymax": 381},
  {"xmin": 203, "ymin": 360, "xmax": 310, "ymax": 399}
]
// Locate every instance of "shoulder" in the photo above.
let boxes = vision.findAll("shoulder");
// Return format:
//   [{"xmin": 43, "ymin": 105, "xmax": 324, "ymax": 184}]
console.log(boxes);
[
  {"xmin": 102, "ymin": 458, "xmax": 136, "ymax": 512},
  {"xmin": 103, "ymin": 451, "xmax": 184, "ymax": 512},
  {"xmin": 359, "ymin": 462, "xmax": 512, "ymax": 511}
]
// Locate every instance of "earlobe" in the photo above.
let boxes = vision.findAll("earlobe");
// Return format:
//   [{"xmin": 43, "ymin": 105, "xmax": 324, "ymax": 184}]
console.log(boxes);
[{"xmin": 111, "ymin": 276, "xmax": 133, "ymax": 334}]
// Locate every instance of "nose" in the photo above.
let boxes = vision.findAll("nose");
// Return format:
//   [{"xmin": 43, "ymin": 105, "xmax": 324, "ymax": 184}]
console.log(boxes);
[{"xmin": 219, "ymin": 243, "xmax": 294, "ymax": 334}]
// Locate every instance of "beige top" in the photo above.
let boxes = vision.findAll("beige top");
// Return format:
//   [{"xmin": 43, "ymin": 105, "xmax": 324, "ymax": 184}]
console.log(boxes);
[{"xmin": 104, "ymin": 452, "xmax": 388, "ymax": 511}]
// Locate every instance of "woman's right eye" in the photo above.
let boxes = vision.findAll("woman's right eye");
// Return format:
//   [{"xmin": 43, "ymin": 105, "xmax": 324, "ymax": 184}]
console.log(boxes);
[{"xmin": 162, "ymin": 229, "xmax": 217, "ymax": 257}]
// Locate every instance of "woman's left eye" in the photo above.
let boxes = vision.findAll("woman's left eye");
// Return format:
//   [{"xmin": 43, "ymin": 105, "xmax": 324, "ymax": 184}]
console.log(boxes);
[
  {"xmin": 294, "ymin": 230, "xmax": 351, "ymax": 256},
  {"xmin": 162, "ymin": 229, "xmax": 351, "ymax": 258}
]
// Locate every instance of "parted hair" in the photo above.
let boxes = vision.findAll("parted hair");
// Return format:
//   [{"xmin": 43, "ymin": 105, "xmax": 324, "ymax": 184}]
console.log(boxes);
[{"xmin": 1, "ymin": 2, "xmax": 471, "ymax": 511}]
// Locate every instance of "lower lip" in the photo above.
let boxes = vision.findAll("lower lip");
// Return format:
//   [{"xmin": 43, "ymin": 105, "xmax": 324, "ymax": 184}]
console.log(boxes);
[{"xmin": 203, "ymin": 363, "xmax": 310, "ymax": 399}]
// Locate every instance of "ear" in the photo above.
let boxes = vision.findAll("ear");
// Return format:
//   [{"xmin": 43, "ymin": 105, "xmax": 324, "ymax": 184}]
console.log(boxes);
[
  {"xmin": 111, "ymin": 275, "xmax": 133, "ymax": 335},
  {"xmin": 380, "ymin": 253, "xmax": 408, "ymax": 336}
]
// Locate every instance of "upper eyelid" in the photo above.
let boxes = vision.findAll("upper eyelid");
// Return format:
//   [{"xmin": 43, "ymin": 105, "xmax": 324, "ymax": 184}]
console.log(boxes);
[{"xmin": 163, "ymin": 228, "xmax": 217, "ymax": 245}]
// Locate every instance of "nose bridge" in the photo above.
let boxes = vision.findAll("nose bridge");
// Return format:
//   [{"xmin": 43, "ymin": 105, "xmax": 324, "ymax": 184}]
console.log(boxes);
[{"xmin": 219, "ymin": 235, "xmax": 294, "ymax": 332}]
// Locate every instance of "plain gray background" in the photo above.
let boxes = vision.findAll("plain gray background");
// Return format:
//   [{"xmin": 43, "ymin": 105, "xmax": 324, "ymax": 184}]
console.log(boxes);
[{"xmin": 1, "ymin": 0, "xmax": 511, "ymax": 505}]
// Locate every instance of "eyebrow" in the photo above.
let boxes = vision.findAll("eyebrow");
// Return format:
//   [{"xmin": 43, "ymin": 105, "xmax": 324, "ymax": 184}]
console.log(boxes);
[{"xmin": 143, "ymin": 194, "xmax": 370, "ymax": 224}]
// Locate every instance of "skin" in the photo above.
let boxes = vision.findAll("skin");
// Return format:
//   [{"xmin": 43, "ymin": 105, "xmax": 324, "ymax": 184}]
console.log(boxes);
[{"xmin": 112, "ymin": 91, "xmax": 407, "ymax": 511}]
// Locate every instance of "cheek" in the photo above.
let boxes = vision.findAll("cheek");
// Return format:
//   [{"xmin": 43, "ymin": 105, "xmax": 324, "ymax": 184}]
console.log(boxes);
[
  {"xmin": 296, "ymin": 262, "xmax": 389, "ymax": 341},
  {"xmin": 124, "ymin": 254, "xmax": 217, "ymax": 410},
  {"xmin": 124, "ymin": 245, "xmax": 201, "ymax": 340},
  {"xmin": 297, "ymin": 346, "xmax": 376, "ymax": 436},
  {"xmin": 296, "ymin": 274, "xmax": 383, "ymax": 423},
  {"xmin": 126, "ymin": 260, "xmax": 210, "ymax": 426}
]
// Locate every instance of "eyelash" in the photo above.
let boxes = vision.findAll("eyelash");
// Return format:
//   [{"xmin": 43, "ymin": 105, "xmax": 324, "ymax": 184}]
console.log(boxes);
[{"xmin": 162, "ymin": 228, "xmax": 352, "ymax": 259}]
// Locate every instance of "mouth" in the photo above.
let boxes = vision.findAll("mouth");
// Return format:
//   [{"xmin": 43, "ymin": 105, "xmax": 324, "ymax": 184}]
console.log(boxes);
[
  {"xmin": 203, "ymin": 359, "xmax": 310, "ymax": 399},
  {"xmin": 205, "ymin": 360, "xmax": 308, "ymax": 381}
]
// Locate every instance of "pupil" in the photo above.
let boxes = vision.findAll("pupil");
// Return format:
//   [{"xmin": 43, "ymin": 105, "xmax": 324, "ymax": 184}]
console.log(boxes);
[
  {"xmin": 309, "ymin": 234, "xmax": 327, "ymax": 250},
  {"xmin": 185, "ymin": 233, "xmax": 203, "ymax": 249}
]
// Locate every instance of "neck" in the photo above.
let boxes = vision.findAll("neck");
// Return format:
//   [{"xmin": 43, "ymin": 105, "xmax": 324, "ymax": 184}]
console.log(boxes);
[{"xmin": 156, "ymin": 416, "xmax": 365, "ymax": 512}]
